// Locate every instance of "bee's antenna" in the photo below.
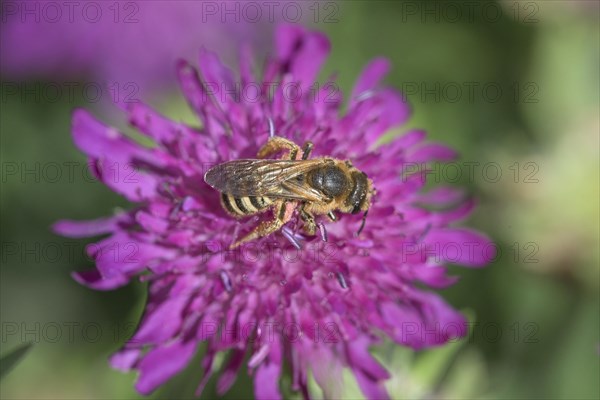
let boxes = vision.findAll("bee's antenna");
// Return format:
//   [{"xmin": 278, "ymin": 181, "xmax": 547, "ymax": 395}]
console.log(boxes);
[
  {"xmin": 356, "ymin": 209, "xmax": 369, "ymax": 236},
  {"xmin": 268, "ymin": 117, "xmax": 275, "ymax": 138}
]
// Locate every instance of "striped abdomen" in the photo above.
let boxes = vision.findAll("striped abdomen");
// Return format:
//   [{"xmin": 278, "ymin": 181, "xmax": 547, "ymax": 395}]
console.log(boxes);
[{"xmin": 221, "ymin": 193, "xmax": 273, "ymax": 217}]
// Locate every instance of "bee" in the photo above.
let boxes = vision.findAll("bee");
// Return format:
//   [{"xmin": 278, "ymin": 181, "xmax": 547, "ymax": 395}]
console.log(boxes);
[{"xmin": 204, "ymin": 136, "xmax": 374, "ymax": 248}]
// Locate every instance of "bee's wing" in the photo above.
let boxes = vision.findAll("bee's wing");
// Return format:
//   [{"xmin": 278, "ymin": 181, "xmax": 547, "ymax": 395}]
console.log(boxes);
[
  {"xmin": 204, "ymin": 159, "xmax": 329, "ymax": 198},
  {"xmin": 278, "ymin": 179, "xmax": 332, "ymax": 203}
]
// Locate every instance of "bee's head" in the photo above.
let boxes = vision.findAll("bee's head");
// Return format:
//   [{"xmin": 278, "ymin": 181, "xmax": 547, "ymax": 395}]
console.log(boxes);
[{"xmin": 345, "ymin": 167, "xmax": 373, "ymax": 214}]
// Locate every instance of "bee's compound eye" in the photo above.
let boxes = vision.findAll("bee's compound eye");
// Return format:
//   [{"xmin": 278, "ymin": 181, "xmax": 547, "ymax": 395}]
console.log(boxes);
[{"xmin": 311, "ymin": 166, "xmax": 348, "ymax": 197}]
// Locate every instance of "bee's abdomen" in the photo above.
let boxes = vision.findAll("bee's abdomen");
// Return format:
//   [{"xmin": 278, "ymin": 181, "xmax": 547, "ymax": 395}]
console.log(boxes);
[{"xmin": 221, "ymin": 193, "xmax": 272, "ymax": 216}]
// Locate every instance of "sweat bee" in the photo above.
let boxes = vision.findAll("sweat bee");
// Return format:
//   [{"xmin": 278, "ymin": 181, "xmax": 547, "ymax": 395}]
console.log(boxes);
[{"xmin": 204, "ymin": 136, "xmax": 374, "ymax": 248}]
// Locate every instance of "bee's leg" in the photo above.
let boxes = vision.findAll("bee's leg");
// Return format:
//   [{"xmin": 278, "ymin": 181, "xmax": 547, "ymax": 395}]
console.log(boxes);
[
  {"xmin": 258, "ymin": 137, "xmax": 302, "ymax": 160},
  {"xmin": 301, "ymin": 141, "xmax": 314, "ymax": 160},
  {"xmin": 356, "ymin": 209, "xmax": 369, "ymax": 236},
  {"xmin": 230, "ymin": 201, "xmax": 289, "ymax": 248},
  {"xmin": 299, "ymin": 204, "xmax": 317, "ymax": 235}
]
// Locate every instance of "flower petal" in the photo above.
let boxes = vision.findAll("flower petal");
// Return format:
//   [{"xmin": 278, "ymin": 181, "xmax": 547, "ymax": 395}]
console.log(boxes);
[
  {"xmin": 253, "ymin": 362, "xmax": 282, "ymax": 400},
  {"xmin": 350, "ymin": 57, "xmax": 391, "ymax": 107},
  {"xmin": 408, "ymin": 142, "xmax": 458, "ymax": 163},
  {"xmin": 52, "ymin": 215, "xmax": 127, "ymax": 238},
  {"xmin": 71, "ymin": 269, "xmax": 129, "ymax": 290},
  {"xmin": 418, "ymin": 186, "xmax": 465, "ymax": 206},
  {"xmin": 216, "ymin": 349, "xmax": 246, "ymax": 395},
  {"xmin": 135, "ymin": 340, "xmax": 197, "ymax": 395},
  {"xmin": 424, "ymin": 228, "xmax": 496, "ymax": 267},
  {"xmin": 276, "ymin": 25, "xmax": 330, "ymax": 92},
  {"xmin": 131, "ymin": 296, "xmax": 188, "ymax": 345},
  {"xmin": 110, "ymin": 348, "xmax": 141, "ymax": 371},
  {"xmin": 353, "ymin": 368, "xmax": 391, "ymax": 400},
  {"xmin": 347, "ymin": 336, "xmax": 390, "ymax": 381}
]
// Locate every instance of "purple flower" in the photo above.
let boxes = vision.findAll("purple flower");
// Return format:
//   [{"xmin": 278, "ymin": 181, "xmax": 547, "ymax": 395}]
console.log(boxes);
[
  {"xmin": 55, "ymin": 25, "xmax": 495, "ymax": 399},
  {"xmin": 1, "ymin": 1, "xmax": 285, "ymax": 93}
]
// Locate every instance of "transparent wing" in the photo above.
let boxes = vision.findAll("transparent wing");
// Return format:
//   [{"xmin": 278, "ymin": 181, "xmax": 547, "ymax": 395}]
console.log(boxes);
[
  {"xmin": 279, "ymin": 179, "xmax": 331, "ymax": 202},
  {"xmin": 204, "ymin": 159, "xmax": 331, "ymax": 198}
]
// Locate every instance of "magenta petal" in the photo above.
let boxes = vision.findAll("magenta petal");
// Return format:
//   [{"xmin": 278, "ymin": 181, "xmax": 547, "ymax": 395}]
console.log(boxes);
[
  {"xmin": 195, "ymin": 348, "xmax": 216, "ymax": 397},
  {"xmin": 253, "ymin": 362, "xmax": 282, "ymax": 400},
  {"xmin": 413, "ymin": 265, "xmax": 460, "ymax": 288},
  {"xmin": 216, "ymin": 349, "xmax": 246, "ymax": 395},
  {"xmin": 276, "ymin": 24, "xmax": 306, "ymax": 62},
  {"xmin": 198, "ymin": 48, "xmax": 237, "ymax": 113},
  {"xmin": 72, "ymin": 109, "xmax": 136, "ymax": 160},
  {"xmin": 363, "ymin": 90, "xmax": 411, "ymax": 146},
  {"xmin": 52, "ymin": 215, "xmax": 125, "ymax": 238},
  {"xmin": 177, "ymin": 59, "xmax": 208, "ymax": 114},
  {"xmin": 276, "ymin": 25, "xmax": 331, "ymax": 91},
  {"xmin": 71, "ymin": 270, "xmax": 129, "ymax": 290},
  {"xmin": 408, "ymin": 142, "xmax": 458, "ymax": 163},
  {"xmin": 347, "ymin": 337, "xmax": 390, "ymax": 381},
  {"xmin": 198, "ymin": 48, "xmax": 235, "ymax": 91},
  {"xmin": 350, "ymin": 58, "xmax": 391, "ymax": 106},
  {"xmin": 135, "ymin": 340, "xmax": 197, "ymax": 395},
  {"xmin": 433, "ymin": 199, "xmax": 476, "ymax": 225},
  {"xmin": 110, "ymin": 348, "xmax": 141, "ymax": 371},
  {"xmin": 353, "ymin": 369, "xmax": 391, "ymax": 400},
  {"xmin": 127, "ymin": 102, "xmax": 179, "ymax": 144},
  {"xmin": 131, "ymin": 296, "xmax": 188, "ymax": 345},
  {"xmin": 411, "ymin": 290, "xmax": 468, "ymax": 343},
  {"xmin": 418, "ymin": 187, "xmax": 465, "ymax": 206},
  {"xmin": 72, "ymin": 110, "xmax": 163, "ymax": 201},
  {"xmin": 92, "ymin": 235, "xmax": 177, "ymax": 278},
  {"xmin": 386, "ymin": 129, "xmax": 426, "ymax": 152},
  {"xmin": 95, "ymin": 157, "xmax": 162, "ymax": 202},
  {"xmin": 136, "ymin": 211, "xmax": 170, "ymax": 234},
  {"xmin": 380, "ymin": 302, "xmax": 427, "ymax": 348},
  {"xmin": 424, "ymin": 228, "xmax": 496, "ymax": 267}
]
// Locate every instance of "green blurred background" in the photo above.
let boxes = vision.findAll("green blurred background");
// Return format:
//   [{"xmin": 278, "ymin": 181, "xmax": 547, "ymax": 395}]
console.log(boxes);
[{"xmin": 1, "ymin": 1, "xmax": 598, "ymax": 399}]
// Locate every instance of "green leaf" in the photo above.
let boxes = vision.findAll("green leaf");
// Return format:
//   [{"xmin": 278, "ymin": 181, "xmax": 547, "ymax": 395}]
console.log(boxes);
[{"xmin": 0, "ymin": 342, "xmax": 33, "ymax": 380}]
